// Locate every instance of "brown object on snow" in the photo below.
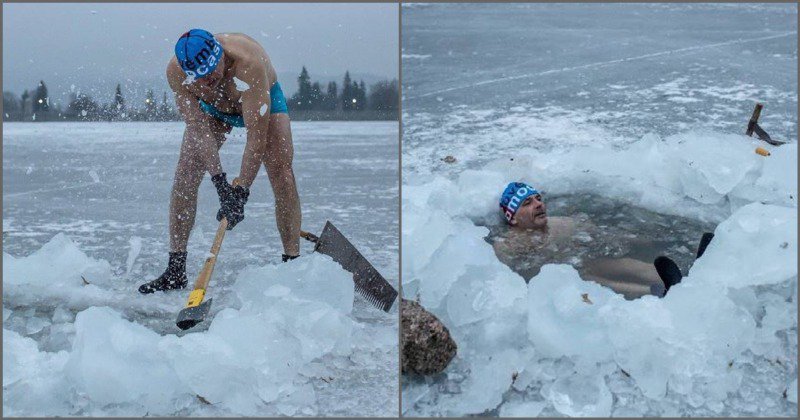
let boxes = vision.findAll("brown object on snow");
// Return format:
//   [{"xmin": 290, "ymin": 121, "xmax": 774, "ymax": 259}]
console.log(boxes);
[{"xmin": 401, "ymin": 298, "xmax": 457, "ymax": 375}]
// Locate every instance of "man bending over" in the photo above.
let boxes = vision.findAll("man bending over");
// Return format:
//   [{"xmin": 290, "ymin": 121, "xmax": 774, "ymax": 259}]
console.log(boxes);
[{"xmin": 139, "ymin": 29, "xmax": 301, "ymax": 293}]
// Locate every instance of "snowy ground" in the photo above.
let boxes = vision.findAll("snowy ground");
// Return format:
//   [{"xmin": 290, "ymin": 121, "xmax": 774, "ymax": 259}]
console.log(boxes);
[
  {"xmin": 401, "ymin": 3, "xmax": 797, "ymax": 417},
  {"xmin": 3, "ymin": 121, "xmax": 399, "ymax": 416}
]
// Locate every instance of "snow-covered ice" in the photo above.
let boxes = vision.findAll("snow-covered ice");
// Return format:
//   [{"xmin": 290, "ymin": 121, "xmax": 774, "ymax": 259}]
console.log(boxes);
[
  {"xmin": 3, "ymin": 121, "xmax": 398, "ymax": 416},
  {"xmin": 5, "ymin": 246, "xmax": 384, "ymax": 416},
  {"xmin": 126, "ymin": 236, "xmax": 143, "ymax": 276},
  {"xmin": 402, "ymin": 3, "xmax": 796, "ymax": 417}
]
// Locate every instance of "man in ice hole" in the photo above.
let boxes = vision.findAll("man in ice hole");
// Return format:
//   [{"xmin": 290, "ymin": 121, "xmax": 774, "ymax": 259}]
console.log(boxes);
[
  {"xmin": 139, "ymin": 29, "xmax": 301, "ymax": 293},
  {"xmin": 493, "ymin": 182, "xmax": 714, "ymax": 298}
]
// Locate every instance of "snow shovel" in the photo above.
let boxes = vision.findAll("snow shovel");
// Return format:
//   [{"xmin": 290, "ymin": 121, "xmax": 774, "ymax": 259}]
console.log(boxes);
[
  {"xmin": 301, "ymin": 221, "xmax": 398, "ymax": 312},
  {"xmin": 175, "ymin": 178, "xmax": 240, "ymax": 330}
]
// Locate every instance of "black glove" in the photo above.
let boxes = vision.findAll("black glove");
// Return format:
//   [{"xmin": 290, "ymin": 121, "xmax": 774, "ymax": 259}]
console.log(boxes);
[{"xmin": 211, "ymin": 173, "xmax": 249, "ymax": 230}]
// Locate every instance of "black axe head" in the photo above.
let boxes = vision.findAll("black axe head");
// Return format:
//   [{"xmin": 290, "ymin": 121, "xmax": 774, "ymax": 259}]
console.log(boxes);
[{"xmin": 176, "ymin": 298, "xmax": 213, "ymax": 330}]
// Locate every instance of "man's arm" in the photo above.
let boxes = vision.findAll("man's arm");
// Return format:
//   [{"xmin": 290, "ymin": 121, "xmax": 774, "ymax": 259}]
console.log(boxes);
[
  {"xmin": 237, "ymin": 62, "xmax": 272, "ymax": 188},
  {"xmin": 167, "ymin": 66, "xmax": 224, "ymax": 176},
  {"xmin": 237, "ymin": 54, "xmax": 300, "ymax": 256}
]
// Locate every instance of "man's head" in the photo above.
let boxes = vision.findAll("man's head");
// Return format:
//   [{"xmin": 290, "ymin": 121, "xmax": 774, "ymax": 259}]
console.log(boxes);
[
  {"xmin": 175, "ymin": 29, "xmax": 224, "ymax": 84},
  {"xmin": 499, "ymin": 182, "xmax": 547, "ymax": 229}
]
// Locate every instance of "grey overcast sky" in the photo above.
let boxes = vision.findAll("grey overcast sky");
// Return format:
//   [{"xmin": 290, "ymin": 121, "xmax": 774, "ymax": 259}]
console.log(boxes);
[{"xmin": 3, "ymin": 3, "xmax": 398, "ymax": 106}]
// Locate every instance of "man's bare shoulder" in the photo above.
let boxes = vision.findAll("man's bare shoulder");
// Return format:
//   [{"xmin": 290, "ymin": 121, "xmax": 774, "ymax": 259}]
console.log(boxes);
[
  {"xmin": 219, "ymin": 33, "xmax": 271, "ymax": 83},
  {"xmin": 218, "ymin": 33, "xmax": 269, "ymax": 60},
  {"xmin": 165, "ymin": 57, "xmax": 186, "ymax": 90},
  {"xmin": 221, "ymin": 32, "xmax": 261, "ymax": 45}
]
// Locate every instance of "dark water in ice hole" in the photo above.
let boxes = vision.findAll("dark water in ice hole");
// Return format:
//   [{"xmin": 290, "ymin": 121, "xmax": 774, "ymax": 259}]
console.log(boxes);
[{"xmin": 481, "ymin": 194, "xmax": 717, "ymax": 299}]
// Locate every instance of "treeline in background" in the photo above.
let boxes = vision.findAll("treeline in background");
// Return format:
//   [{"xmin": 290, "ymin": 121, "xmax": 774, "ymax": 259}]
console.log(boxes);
[{"xmin": 3, "ymin": 67, "xmax": 398, "ymax": 122}]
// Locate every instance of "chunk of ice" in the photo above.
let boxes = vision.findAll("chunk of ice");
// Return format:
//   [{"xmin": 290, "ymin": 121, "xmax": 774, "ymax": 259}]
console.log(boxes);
[
  {"xmin": 547, "ymin": 372, "xmax": 612, "ymax": 417},
  {"xmin": 25, "ymin": 317, "xmax": 51, "ymax": 335},
  {"xmin": 3, "ymin": 233, "xmax": 111, "ymax": 288},
  {"xmin": 499, "ymin": 399, "xmax": 547, "ymax": 417},
  {"xmin": 3, "ymin": 245, "xmax": 363, "ymax": 416},
  {"xmin": 402, "ymin": 129, "xmax": 797, "ymax": 416}
]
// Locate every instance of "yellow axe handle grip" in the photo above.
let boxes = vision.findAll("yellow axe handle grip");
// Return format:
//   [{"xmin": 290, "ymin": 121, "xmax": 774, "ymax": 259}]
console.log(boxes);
[
  {"xmin": 186, "ymin": 289, "xmax": 206, "ymax": 308},
  {"xmin": 184, "ymin": 176, "xmax": 240, "ymax": 307}
]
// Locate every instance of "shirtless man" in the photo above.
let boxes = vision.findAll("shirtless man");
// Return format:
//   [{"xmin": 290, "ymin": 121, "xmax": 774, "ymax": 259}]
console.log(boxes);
[
  {"xmin": 139, "ymin": 29, "xmax": 301, "ymax": 293},
  {"xmin": 493, "ymin": 182, "xmax": 713, "ymax": 298}
]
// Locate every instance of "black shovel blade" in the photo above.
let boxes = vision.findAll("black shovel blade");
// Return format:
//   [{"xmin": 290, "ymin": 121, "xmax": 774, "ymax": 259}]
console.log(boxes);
[
  {"xmin": 315, "ymin": 221, "xmax": 398, "ymax": 312},
  {"xmin": 176, "ymin": 298, "xmax": 213, "ymax": 330}
]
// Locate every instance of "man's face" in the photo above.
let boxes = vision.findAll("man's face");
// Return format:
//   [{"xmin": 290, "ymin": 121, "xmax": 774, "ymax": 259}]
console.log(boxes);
[
  {"xmin": 510, "ymin": 193, "xmax": 547, "ymax": 229},
  {"xmin": 194, "ymin": 55, "xmax": 225, "ymax": 88}
]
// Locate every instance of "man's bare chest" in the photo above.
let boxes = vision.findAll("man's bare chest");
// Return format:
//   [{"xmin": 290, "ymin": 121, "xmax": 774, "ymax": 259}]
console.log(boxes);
[{"xmin": 189, "ymin": 80, "xmax": 243, "ymax": 114}]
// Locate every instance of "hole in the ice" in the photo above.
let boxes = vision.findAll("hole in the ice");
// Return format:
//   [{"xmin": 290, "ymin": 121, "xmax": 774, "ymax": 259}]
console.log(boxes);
[{"xmin": 478, "ymin": 193, "xmax": 716, "ymax": 300}]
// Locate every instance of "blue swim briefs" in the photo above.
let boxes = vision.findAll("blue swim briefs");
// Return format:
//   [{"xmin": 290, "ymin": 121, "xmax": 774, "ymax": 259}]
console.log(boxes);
[{"xmin": 198, "ymin": 81, "xmax": 288, "ymax": 128}]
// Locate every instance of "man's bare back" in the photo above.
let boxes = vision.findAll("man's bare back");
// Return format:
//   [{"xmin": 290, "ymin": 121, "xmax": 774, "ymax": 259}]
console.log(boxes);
[{"xmin": 167, "ymin": 33, "xmax": 277, "ymax": 117}]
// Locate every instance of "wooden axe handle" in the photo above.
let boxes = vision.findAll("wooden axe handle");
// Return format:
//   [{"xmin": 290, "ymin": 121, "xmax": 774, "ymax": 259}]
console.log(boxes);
[{"xmin": 190, "ymin": 177, "xmax": 240, "ymax": 292}]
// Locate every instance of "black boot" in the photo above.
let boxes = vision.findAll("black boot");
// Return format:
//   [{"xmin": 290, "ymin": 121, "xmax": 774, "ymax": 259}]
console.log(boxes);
[
  {"xmin": 652, "ymin": 256, "xmax": 683, "ymax": 298},
  {"xmin": 696, "ymin": 232, "xmax": 715, "ymax": 259},
  {"xmin": 138, "ymin": 252, "xmax": 188, "ymax": 294}
]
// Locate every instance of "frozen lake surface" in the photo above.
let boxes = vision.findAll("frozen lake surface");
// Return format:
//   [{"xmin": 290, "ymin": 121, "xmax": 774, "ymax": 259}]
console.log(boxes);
[
  {"xmin": 403, "ymin": 3, "xmax": 797, "ymax": 177},
  {"xmin": 3, "ymin": 121, "xmax": 399, "ymax": 416},
  {"xmin": 402, "ymin": 3, "xmax": 796, "ymax": 417}
]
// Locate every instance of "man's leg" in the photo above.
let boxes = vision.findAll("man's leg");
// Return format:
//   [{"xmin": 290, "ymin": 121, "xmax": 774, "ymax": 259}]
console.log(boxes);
[
  {"xmin": 582, "ymin": 257, "xmax": 663, "ymax": 299},
  {"xmin": 265, "ymin": 113, "xmax": 301, "ymax": 257},
  {"xmin": 140, "ymin": 120, "xmax": 228, "ymax": 294},
  {"xmin": 653, "ymin": 256, "xmax": 682, "ymax": 295},
  {"xmin": 696, "ymin": 232, "xmax": 714, "ymax": 259},
  {"xmin": 170, "ymin": 122, "xmax": 230, "ymax": 251},
  {"xmin": 168, "ymin": 139, "xmax": 207, "ymax": 252}
]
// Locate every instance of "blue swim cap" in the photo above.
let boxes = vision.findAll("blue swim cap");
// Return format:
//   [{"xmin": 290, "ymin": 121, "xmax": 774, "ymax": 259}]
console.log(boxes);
[
  {"xmin": 175, "ymin": 29, "xmax": 223, "ymax": 79},
  {"xmin": 499, "ymin": 182, "xmax": 539, "ymax": 224}
]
